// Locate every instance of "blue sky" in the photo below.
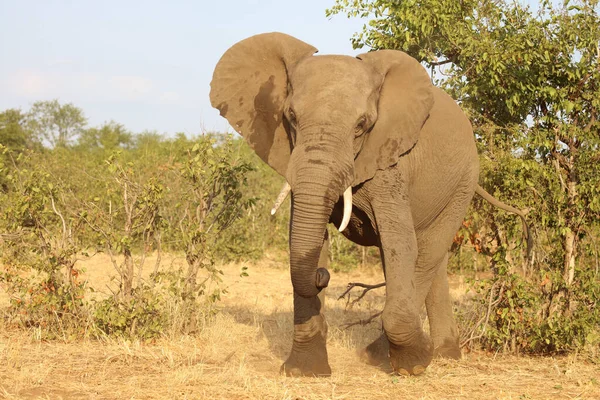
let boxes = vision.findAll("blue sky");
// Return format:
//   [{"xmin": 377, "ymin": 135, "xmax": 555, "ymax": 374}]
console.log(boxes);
[{"xmin": 0, "ymin": 0, "xmax": 367, "ymax": 136}]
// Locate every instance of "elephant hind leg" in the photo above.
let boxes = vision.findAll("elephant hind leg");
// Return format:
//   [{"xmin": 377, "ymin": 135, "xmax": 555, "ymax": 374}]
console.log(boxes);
[
  {"xmin": 413, "ymin": 176, "xmax": 476, "ymax": 360},
  {"xmin": 425, "ymin": 253, "xmax": 461, "ymax": 359}
]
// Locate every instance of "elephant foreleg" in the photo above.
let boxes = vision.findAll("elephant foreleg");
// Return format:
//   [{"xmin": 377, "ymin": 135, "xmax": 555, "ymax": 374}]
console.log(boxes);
[
  {"xmin": 362, "ymin": 253, "xmax": 460, "ymax": 368},
  {"xmin": 370, "ymin": 171, "xmax": 433, "ymax": 375},
  {"xmin": 379, "ymin": 229, "xmax": 433, "ymax": 375},
  {"xmin": 281, "ymin": 232, "xmax": 331, "ymax": 377}
]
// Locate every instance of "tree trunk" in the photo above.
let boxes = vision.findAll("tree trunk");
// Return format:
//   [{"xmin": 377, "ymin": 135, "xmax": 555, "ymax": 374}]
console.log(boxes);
[
  {"xmin": 123, "ymin": 248, "xmax": 133, "ymax": 299},
  {"xmin": 563, "ymin": 229, "xmax": 576, "ymax": 286},
  {"xmin": 563, "ymin": 169, "xmax": 578, "ymax": 286}
]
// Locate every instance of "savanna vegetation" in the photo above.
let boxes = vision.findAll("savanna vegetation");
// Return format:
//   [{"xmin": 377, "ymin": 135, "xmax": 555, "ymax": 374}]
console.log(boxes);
[{"xmin": 0, "ymin": 2, "xmax": 599, "ymax": 396}]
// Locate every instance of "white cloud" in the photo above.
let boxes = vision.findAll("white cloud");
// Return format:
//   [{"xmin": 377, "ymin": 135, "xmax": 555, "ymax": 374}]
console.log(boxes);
[
  {"xmin": 108, "ymin": 75, "xmax": 154, "ymax": 100},
  {"xmin": 8, "ymin": 70, "xmax": 54, "ymax": 97},
  {"xmin": 2, "ymin": 70, "xmax": 184, "ymax": 109},
  {"xmin": 76, "ymin": 74, "xmax": 100, "ymax": 91},
  {"xmin": 158, "ymin": 91, "xmax": 181, "ymax": 104},
  {"xmin": 47, "ymin": 59, "xmax": 74, "ymax": 67}
]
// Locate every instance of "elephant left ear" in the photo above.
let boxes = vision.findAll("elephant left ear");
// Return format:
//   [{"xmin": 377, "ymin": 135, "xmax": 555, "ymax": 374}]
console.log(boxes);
[{"xmin": 353, "ymin": 50, "xmax": 434, "ymax": 186}]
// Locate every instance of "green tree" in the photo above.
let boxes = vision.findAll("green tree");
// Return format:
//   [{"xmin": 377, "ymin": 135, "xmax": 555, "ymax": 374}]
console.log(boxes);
[
  {"xmin": 171, "ymin": 135, "xmax": 254, "ymax": 297},
  {"xmin": 27, "ymin": 100, "xmax": 87, "ymax": 148},
  {"xmin": 77, "ymin": 121, "xmax": 132, "ymax": 152},
  {"xmin": 81, "ymin": 151, "xmax": 164, "ymax": 300},
  {"xmin": 0, "ymin": 109, "xmax": 35, "ymax": 151}
]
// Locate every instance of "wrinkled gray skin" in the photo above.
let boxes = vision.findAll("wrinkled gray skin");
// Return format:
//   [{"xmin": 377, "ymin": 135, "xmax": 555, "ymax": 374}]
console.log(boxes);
[{"xmin": 210, "ymin": 33, "xmax": 483, "ymax": 377}]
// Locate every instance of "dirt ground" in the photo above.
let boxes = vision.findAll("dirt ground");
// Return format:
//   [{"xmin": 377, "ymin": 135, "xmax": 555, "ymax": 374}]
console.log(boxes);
[{"xmin": 1, "ymin": 254, "xmax": 599, "ymax": 399}]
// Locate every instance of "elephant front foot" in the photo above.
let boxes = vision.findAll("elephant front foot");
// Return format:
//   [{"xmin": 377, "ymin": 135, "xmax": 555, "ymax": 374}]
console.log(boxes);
[
  {"xmin": 359, "ymin": 333, "xmax": 389, "ymax": 366},
  {"xmin": 388, "ymin": 330, "xmax": 433, "ymax": 376},
  {"xmin": 280, "ymin": 338, "xmax": 331, "ymax": 377},
  {"xmin": 433, "ymin": 337, "xmax": 461, "ymax": 360},
  {"xmin": 281, "ymin": 314, "xmax": 331, "ymax": 377}
]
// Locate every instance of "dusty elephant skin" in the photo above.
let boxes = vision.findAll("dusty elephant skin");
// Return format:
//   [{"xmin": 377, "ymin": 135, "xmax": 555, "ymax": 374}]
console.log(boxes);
[{"xmin": 210, "ymin": 32, "xmax": 529, "ymax": 377}]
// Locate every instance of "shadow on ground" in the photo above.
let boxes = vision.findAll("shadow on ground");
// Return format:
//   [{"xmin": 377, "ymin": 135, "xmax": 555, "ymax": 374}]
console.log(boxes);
[{"xmin": 220, "ymin": 292, "xmax": 392, "ymax": 374}]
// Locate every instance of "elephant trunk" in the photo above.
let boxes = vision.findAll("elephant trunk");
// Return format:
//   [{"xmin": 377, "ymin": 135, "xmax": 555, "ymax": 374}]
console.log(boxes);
[{"xmin": 287, "ymin": 137, "xmax": 353, "ymax": 298}]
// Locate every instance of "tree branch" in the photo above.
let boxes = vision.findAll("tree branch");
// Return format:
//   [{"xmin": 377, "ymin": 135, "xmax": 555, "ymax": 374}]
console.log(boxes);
[
  {"xmin": 460, "ymin": 281, "xmax": 505, "ymax": 348},
  {"xmin": 50, "ymin": 195, "xmax": 67, "ymax": 244},
  {"xmin": 429, "ymin": 59, "xmax": 453, "ymax": 66},
  {"xmin": 583, "ymin": 114, "xmax": 596, "ymax": 132},
  {"xmin": 338, "ymin": 281, "xmax": 386, "ymax": 308}
]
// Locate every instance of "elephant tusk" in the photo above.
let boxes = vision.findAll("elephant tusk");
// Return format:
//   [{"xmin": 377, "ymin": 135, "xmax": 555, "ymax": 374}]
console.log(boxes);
[
  {"xmin": 270, "ymin": 182, "xmax": 291, "ymax": 215},
  {"xmin": 338, "ymin": 187, "xmax": 352, "ymax": 232}
]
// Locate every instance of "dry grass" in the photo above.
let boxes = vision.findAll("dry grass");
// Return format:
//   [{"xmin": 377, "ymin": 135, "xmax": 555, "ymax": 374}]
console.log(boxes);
[{"xmin": 1, "ymin": 255, "xmax": 599, "ymax": 399}]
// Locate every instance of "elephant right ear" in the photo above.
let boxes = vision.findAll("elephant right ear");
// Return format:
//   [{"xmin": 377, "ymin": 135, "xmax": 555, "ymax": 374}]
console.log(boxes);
[{"xmin": 210, "ymin": 33, "xmax": 317, "ymax": 177}]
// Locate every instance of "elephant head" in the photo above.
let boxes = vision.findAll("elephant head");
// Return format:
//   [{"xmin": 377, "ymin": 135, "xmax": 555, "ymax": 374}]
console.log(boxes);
[{"xmin": 210, "ymin": 33, "xmax": 433, "ymax": 298}]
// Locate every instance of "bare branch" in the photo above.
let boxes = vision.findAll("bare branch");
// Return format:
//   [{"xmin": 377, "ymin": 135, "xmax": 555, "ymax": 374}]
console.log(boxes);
[
  {"xmin": 460, "ymin": 281, "xmax": 505, "ymax": 348},
  {"xmin": 151, "ymin": 231, "xmax": 162, "ymax": 288},
  {"xmin": 338, "ymin": 281, "xmax": 386, "ymax": 308},
  {"xmin": 80, "ymin": 214, "xmax": 122, "ymax": 276},
  {"xmin": 552, "ymin": 158, "xmax": 568, "ymax": 192},
  {"xmin": 50, "ymin": 195, "xmax": 67, "ymax": 244}
]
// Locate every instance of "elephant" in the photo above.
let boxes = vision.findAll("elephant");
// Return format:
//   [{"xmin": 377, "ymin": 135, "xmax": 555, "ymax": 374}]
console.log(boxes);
[{"xmin": 210, "ymin": 32, "xmax": 530, "ymax": 377}]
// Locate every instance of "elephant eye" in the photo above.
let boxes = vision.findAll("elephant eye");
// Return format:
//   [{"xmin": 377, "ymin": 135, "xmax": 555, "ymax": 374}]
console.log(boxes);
[
  {"xmin": 355, "ymin": 116, "xmax": 368, "ymax": 135},
  {"xmin": 287, "ymin": 108, "xmax": 298, "ymax": 127}
]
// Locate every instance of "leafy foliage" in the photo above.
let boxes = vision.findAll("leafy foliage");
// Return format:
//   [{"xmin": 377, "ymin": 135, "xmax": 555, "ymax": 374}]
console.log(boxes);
[
  {"xmin": 92, "ymin": 284, "xmax": 166, "ymax": 340},
  {"xmin": 464, "ymin": 259, "xmax": 600, "ymax": 357},
  {"xmin": 0, "ymin": 131, "xmax": 256, "ymax": 339},
  {"xmin": 77, "ymin": 121, "xmax": 132, "ymax": 152},
  {"xmin": 0, "ymin": 145, "xmax": 90, "ymax": 338},
  {"xmin": 0, "ymin": 109, "xmax": 36, "ymax": 152}
]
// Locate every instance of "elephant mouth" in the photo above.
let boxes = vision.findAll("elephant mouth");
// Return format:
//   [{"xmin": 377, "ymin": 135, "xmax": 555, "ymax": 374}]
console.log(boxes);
[
  {"xmin": 315, "ymin": 267, "xmax": 330, "ymax": 289},
  {"xmin": 271, "ymin": 183, "xmax": 353, "ymax": 232}
]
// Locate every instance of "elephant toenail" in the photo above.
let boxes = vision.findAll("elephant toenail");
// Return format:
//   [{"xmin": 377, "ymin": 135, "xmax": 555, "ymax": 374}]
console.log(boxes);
[{"xmin": 412, "ymin": 365, "xmax": 425, "ymax": 375}]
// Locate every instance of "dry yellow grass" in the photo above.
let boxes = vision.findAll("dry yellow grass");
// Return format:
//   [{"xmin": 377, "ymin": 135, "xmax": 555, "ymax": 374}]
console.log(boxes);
[{"xmin": 1, "ymin": 254, "xmax": 599, "ymax": 399}]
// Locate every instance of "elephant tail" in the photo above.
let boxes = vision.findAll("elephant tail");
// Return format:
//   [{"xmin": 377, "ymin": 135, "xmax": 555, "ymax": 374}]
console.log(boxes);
[{"xmin": 475, "ymin": 184, "xmax": 533, "ymax": 261}]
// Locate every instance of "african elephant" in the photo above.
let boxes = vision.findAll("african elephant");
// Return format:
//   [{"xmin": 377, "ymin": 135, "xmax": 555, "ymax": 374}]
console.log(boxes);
[{"xmin": 210, "ymin": 32, "xmax": 530, "ymax": 377}]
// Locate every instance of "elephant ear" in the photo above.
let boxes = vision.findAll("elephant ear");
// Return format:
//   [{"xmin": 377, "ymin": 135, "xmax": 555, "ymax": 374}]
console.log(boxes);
[
  {"xmin": 353, "ymin": 50, "xmax": 434, "ymax": 185},
  {"xmin": 210, "ymin": 33, "xmax": 317, "ymax": 177}
]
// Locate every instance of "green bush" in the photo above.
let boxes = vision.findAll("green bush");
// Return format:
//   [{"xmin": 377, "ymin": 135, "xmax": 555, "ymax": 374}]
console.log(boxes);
[
  {"xmin": 92, "ymin": 285, "xmax": 166, "ymax": 340},
  {"xmin": 0, "ymin": 145, "xmax": 91, "ymax": 338},
  {"xmin": 1, "ymin": 263, "xmax": 89, "ymax": 339},
  {"xmin": 464, "ymin": 253, "xmax": 600, "ymax": 359}
]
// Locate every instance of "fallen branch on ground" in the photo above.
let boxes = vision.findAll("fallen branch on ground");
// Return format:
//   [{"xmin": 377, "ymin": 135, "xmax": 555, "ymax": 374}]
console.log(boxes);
[{"xmin": 341, "ymin": 311, "xmax": 383, "ymax": 330}]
